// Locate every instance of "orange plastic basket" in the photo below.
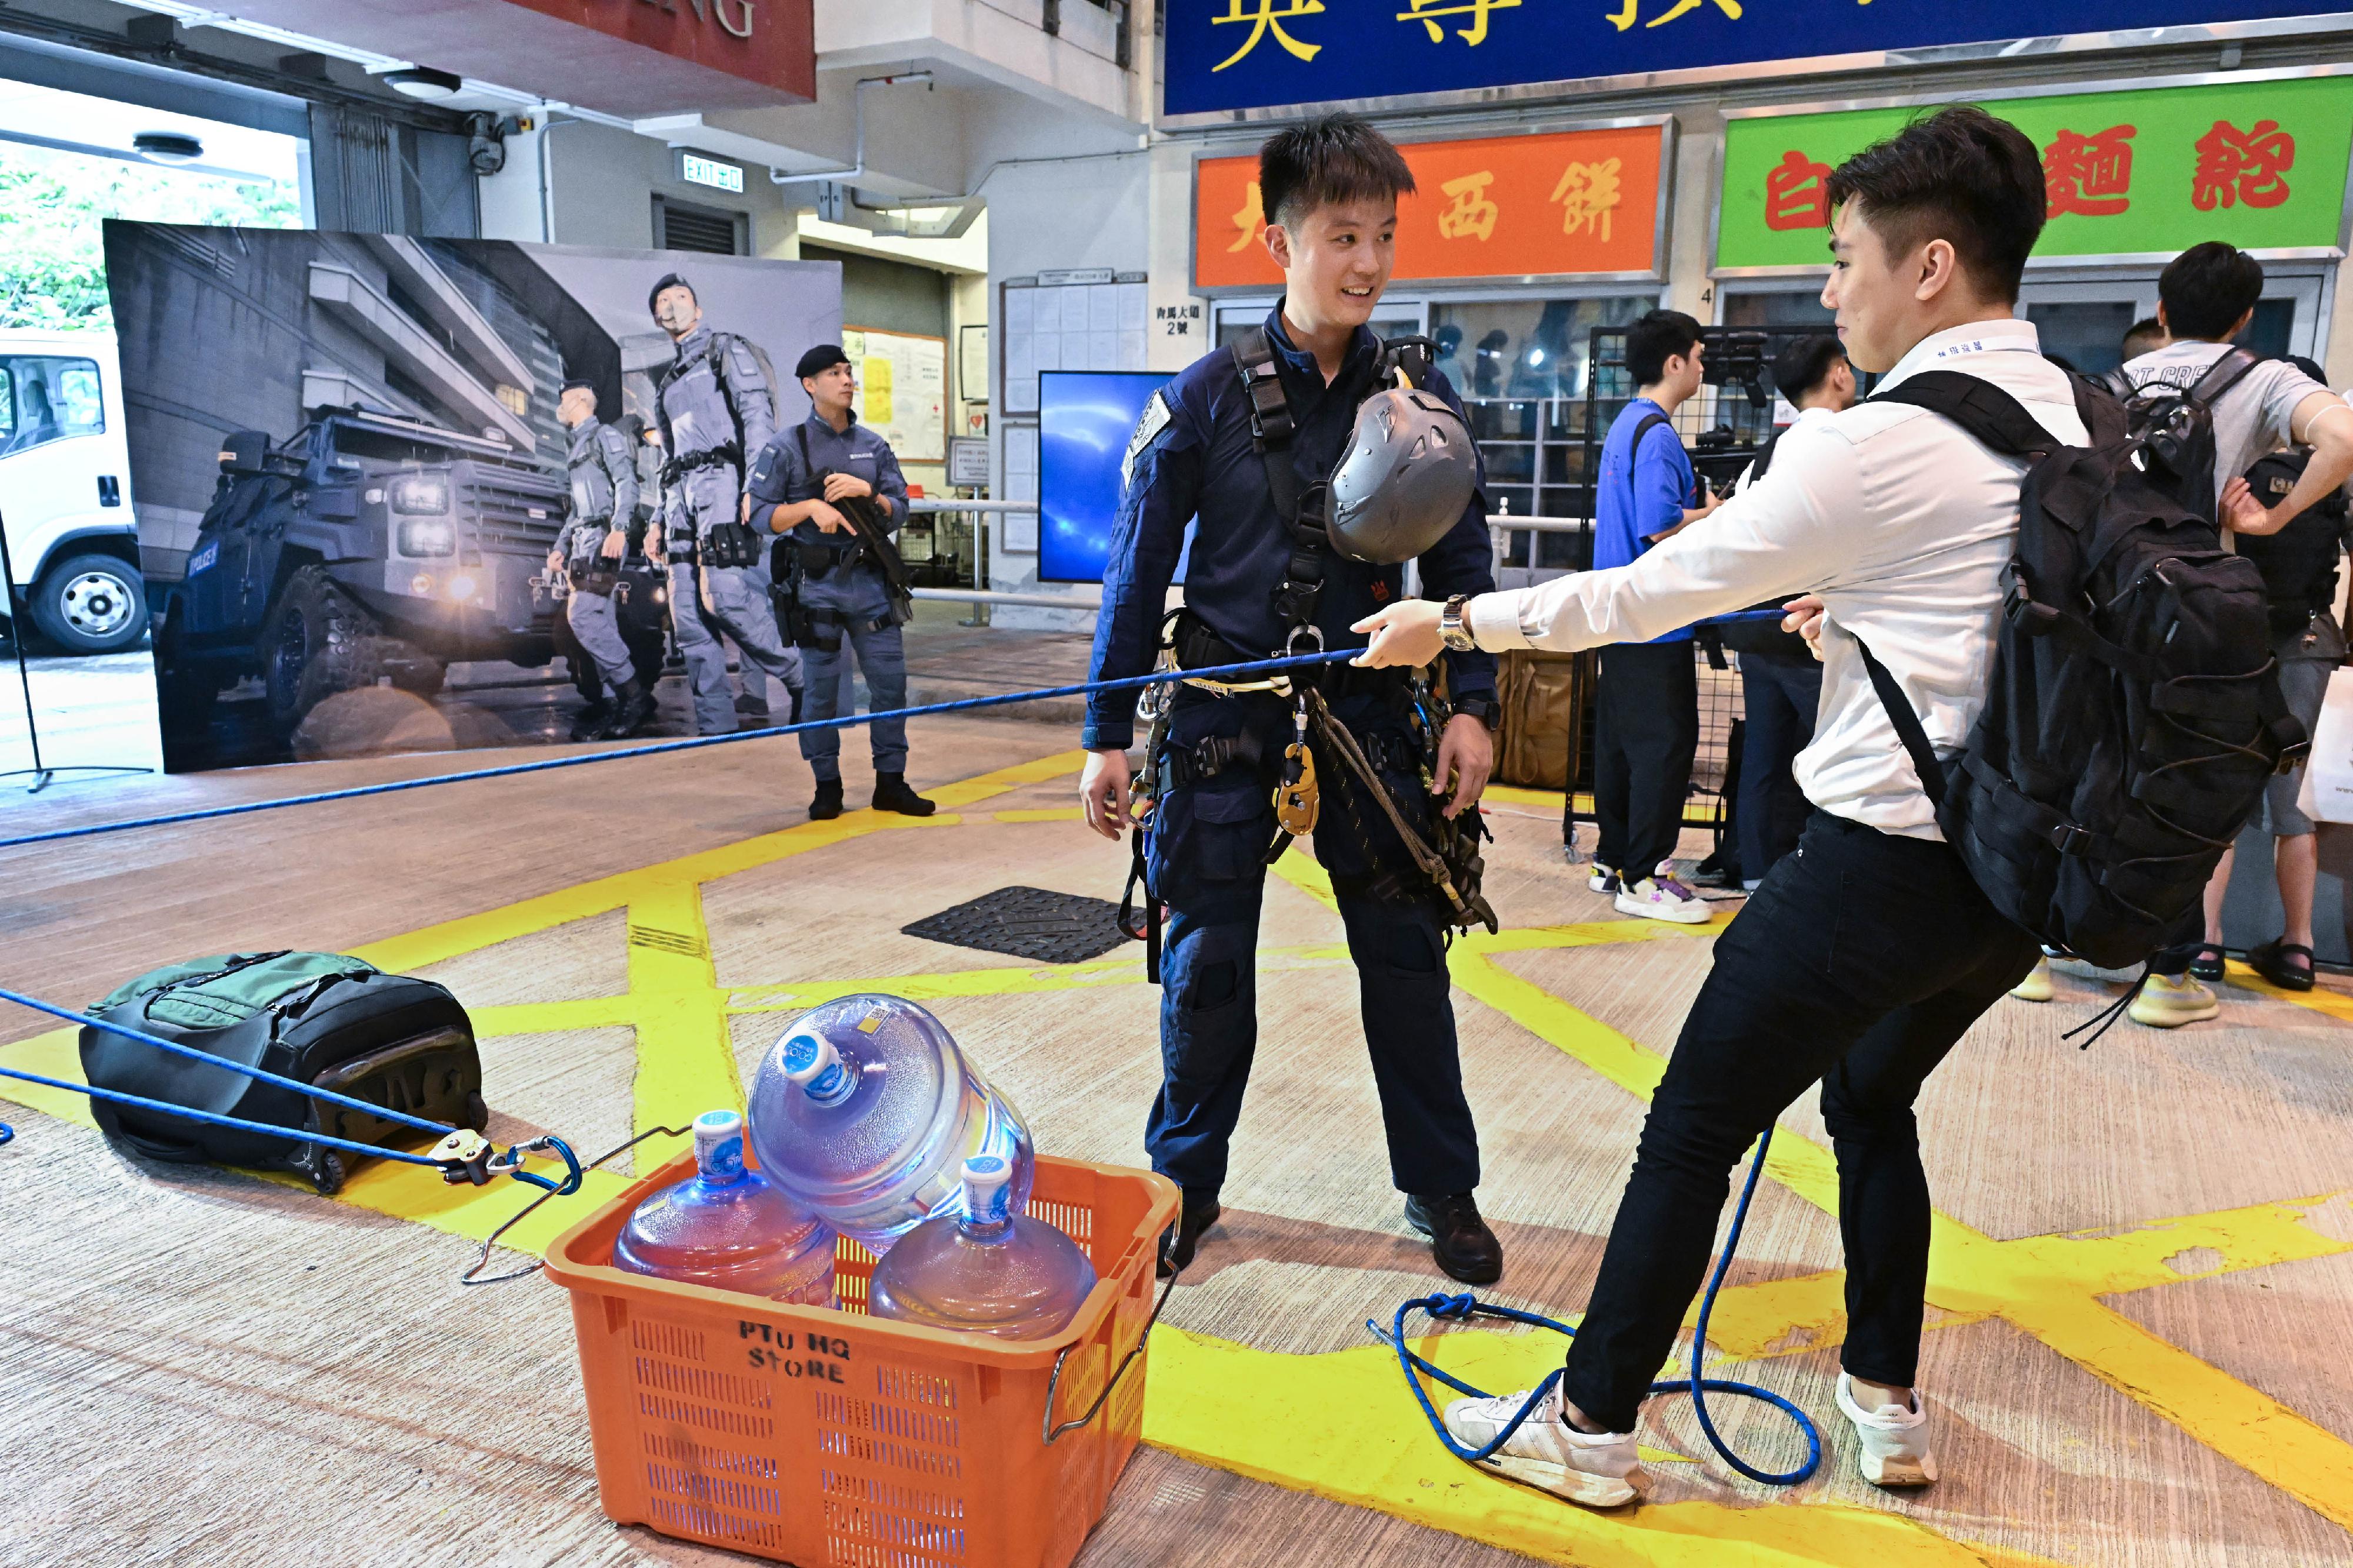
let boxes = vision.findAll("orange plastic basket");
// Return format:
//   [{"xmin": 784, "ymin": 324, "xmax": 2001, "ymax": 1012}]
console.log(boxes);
[{"xmin": 544, "ymin": 1153, "xmax": 1179, "ymax": 1567}]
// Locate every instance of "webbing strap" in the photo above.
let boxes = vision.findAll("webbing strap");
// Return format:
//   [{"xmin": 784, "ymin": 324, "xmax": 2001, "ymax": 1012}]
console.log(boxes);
[
  {"xmin": 1854, "ymin": 636, "xmax": 1949, "ymax": 812},
  {"xmin": 1233, "ymin": 326, "xmax": 1331, "ymax": 637}
]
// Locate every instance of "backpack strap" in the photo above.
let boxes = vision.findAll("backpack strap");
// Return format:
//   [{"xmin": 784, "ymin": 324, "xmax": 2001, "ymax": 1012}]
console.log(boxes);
[
  {"xmin": 1748, "ymin": 427, "xmax": 1783, "ymax": 483},
  {"xmin": 1853, "ymin": 636, "xmax": 1949, "ymax": 812},
  {"xmin": 794, "ymin": 421, "xmax": 812, "ymax": 483},
  {"xmin": 1867, "ymin": 371, "xmax": 2058, "ymax": 458},
  {"xmin": 2184, "ymin": 345, "xmax": 2263, "ymax": 412}
]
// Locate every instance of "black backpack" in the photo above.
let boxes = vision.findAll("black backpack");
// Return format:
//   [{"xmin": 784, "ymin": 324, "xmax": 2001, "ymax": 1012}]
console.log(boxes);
[
  {"xmin": 2234, "ymin": 446, "xmax": 2350, "ymax": 638},
  {"xmin": 78, "ymin": 952, "xmax": 487, "ymax": 1193},
  {"xmin": 1857, "ymin": 372, "xmax": 2305, "ymax": 970},
  {"xmin": 2105, "ymin": 347, "xmax": 2262, "ymax": 521}
]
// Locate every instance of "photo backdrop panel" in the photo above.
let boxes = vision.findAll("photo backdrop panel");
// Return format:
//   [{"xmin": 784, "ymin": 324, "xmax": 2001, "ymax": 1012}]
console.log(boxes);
[{"xmin": 104, "ymin": 223, "xmax": 840, "ymax": 773}]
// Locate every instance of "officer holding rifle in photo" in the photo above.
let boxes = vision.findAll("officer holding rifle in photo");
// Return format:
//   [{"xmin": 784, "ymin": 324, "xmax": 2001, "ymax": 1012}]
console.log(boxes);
[{"xmin": 747, "ymin": 344, "xmax": 934, "ymax": 822}]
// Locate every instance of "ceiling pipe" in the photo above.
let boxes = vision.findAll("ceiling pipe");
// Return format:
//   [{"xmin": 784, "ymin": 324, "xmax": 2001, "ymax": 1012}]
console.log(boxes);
[{"xmin": 766, "ymin": 71, "xmax": 935, "ymax": 189}]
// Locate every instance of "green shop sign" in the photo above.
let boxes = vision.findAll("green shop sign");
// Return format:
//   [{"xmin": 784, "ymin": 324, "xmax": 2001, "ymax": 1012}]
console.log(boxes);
[{"xmin": 1717, "ymin": 76, "xmax": 2353, "ymax": 273}]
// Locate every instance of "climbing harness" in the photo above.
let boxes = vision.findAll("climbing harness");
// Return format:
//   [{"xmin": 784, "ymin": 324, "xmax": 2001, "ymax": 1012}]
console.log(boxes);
[{"xmin": 1375, "ymin": 1126, "xmax": 1823, "ymax": 1490}]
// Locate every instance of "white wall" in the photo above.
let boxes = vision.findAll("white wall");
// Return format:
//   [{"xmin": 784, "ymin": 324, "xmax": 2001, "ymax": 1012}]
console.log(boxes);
[{"xmin": 982, "ymin": 148, "xmax": 1150, "ymax": 628}]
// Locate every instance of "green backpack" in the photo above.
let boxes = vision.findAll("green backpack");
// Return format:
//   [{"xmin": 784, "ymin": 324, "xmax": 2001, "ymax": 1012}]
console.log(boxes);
[{"xmin": 79, "ymin": 952, "xmax": 486, "ymax": 1193}]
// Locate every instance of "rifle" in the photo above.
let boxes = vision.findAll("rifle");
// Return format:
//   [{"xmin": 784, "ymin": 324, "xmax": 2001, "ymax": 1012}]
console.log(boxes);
[{"xmin": 824, "ymin": 489, "xmax": 916, "ymax": 628}]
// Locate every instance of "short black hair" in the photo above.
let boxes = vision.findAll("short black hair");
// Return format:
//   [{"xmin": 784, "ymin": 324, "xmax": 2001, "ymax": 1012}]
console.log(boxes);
[
  {"xmin": 1770, "ymin": 335, "xmax": 1847, "ymax": 403},
  {"xmin": 648, "ymin": 272, "xmax": 695, "ymax": 318},
  {"xmin": 2122, "ymin": 316, "xmax": 2167, "ymax": 356},
  {"xmin": 1626, "ymin": 309, "xmax": 1703, "ymax": 388},
  {"xmin": 1258, "ymin": 113, "xmax": 1415, "ymax": 233},
  {"xmin": 1824, "ymin": 105, "xmax": 2045, "ymax": 305},
  {"xmin": 2160, "ymin": 242, "xmax": 2265, "ymax": 340}
]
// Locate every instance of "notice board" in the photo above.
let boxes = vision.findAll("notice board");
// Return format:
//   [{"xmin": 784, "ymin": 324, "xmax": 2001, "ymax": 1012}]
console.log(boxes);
[{"xmin": 845, "ymin": 325, "xmax": 946, "ymax": 463}]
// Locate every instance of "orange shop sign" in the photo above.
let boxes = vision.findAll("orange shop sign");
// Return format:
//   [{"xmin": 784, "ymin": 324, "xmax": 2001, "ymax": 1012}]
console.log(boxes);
[{"xmin": 1193, "ymin": 124, "xmax": 1668, "ymax": 290}]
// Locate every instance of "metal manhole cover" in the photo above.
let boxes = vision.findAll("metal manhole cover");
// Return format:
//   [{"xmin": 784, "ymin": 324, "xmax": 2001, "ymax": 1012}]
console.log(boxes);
[{"xmin": 902, "ymin": 886, "xmax": 1131, "ymax": 965}]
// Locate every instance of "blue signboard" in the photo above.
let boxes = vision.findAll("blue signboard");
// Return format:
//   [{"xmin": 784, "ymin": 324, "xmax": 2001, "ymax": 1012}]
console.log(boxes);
[
  {"xmin": 1040, "ymin": 370, "xmax": 1183, "ymax": 585},
  {"xmin": 1165, "ymin": 1, "xmax": 2352, "ymax": 116}
]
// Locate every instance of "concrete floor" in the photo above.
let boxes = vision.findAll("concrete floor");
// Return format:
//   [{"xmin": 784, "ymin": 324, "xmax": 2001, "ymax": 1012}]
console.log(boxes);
[
  {"xmin": 0, "ymin": 639, "xmax": 164, "ymax": 782},
  {"xmin": 2, "ymin": 716, "xmax": 2352, "ymax": 1567}
]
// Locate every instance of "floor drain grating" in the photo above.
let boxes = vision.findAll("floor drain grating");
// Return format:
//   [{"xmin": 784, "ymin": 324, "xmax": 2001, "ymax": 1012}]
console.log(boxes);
[{"xmin": 901, "ymin": 886, "xmax": 1132, "ymax": 965}]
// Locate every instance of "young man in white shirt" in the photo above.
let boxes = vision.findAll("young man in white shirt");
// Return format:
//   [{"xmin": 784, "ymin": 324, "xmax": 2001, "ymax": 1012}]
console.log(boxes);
[{"xmin": 1352, "ymin": 105, "xmax": 2067, "ymax": 1505}]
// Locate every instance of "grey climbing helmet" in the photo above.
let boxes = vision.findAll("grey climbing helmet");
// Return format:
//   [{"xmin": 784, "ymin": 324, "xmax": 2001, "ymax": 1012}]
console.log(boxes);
[{"xmin": 1324, "ymin": 385, "xmax": 1478, "ymax": 565}]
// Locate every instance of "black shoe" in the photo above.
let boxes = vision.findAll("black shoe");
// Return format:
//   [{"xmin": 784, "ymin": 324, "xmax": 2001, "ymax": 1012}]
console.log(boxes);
[
  {"xmin": 872, "ymin": 771, "xmax": 936, "ymax": 816},
  {"xmin": 1405, "ymin": 1192, "xmax": 1503, "ymax": 1285},
  {"xmin": 2249, "ymin": 938, "xmax": 2316, "ymax": 992},
  {"xmin": 736, "ymin": 691, "xmax": 769, "ymax": 718},
  {"xmin": 1157, "ymin": 1187, "xmax": 1222, "ymax": 1278},
  {"xmin": 595, "ymin": 678, "xmax": 656, "ymax": 740},
  {"xmin": 568, "ymin": 699, "xmax": 609, "ymax": 742},
  {"xmin": 809, "ymin": 779, "xmax": 844, "ymax": 820},
  {"xmin": 2188, "ymin": 943, "xmax": 2228, "ymax": 983}
]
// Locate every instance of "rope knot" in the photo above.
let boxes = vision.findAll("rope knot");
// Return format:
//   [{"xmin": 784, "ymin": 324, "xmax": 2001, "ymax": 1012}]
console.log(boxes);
[{"xmin": 1428, "ymin": 1292, "xmax": 1478, "ymax": 1320}]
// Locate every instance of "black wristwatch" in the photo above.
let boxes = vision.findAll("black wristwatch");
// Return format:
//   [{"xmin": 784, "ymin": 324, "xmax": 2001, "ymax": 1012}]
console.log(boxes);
[{"xmin": 1453, "ymin": 694, "xmax": 1501, "ymax": 730}]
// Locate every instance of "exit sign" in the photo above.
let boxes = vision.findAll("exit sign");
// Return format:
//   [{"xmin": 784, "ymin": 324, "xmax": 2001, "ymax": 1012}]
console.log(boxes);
[{"xmin": 679, "ymin": 151, "xmax": 744, "ymax": 194}]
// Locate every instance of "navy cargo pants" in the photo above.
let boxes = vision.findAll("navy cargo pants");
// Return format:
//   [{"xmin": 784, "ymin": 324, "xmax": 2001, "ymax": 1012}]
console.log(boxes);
[{"xmin": 1143, "ymin": 680, "xmax": 1481, "ymax": 1198}]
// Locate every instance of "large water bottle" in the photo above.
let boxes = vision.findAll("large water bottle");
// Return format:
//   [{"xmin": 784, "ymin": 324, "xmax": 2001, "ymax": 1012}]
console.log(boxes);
[
  {"xmin": 747, "ymin": 993, "xmax": 1034, "ymax": 1254},
  {"xmin": 866, "ymin": 1156, "xmax": 1098, "ymax": 1341},
  {"xmin": 611, "ymin": 1109, "xmax": 836, "ymax": 1305}
]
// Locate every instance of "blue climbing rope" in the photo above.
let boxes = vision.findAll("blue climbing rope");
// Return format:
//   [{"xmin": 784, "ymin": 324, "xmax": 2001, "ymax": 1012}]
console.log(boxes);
[
  {"xmin": 0, "ymin": 983, "xmax": 458, "ymax": 1140},
  {"xmin": 0, "ymin": 649, "xmax": 1362, "ymax": 852},
  {"xmin": 0, "ymin": 1059, "xmax": 447, "ymax": 1168},
  {"xmin": 1377, "ymin": 1128, "xmax": 1823, "ymax": 1489}
]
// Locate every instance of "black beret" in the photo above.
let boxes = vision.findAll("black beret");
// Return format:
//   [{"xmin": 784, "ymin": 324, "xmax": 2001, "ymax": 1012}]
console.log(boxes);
[
  {"xmin": 560, "ymin": 378, "xmax": 595, "ymax": 396},
  {"xmin": 648, "ymin": 272, "xmax": 694, "ymax": 318},
  {"xmin": 795, "ymin": 343, "xmax": 851, "ymax": 381}
]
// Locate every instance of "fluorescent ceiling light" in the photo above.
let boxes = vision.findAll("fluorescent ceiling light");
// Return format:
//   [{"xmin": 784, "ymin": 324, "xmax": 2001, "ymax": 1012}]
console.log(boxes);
[
  {"xmin": 132, "ymin": 130, "xmax": 204, "ymax": 165},
  {"xmin": 383, "ymin": 66, "xmax": 464, "ymax": 101}
]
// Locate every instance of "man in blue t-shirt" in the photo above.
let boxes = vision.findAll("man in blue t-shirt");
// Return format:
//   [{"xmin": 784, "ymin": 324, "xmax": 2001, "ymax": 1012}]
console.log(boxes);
[{"xmin": 1585, "ymin": 309, "xmax": 1719, "ymax": 923}]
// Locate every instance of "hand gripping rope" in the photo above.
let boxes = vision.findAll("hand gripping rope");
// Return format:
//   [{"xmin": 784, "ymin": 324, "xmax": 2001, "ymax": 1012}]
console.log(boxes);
[
  {"xmin": 1372, "ymin": 1127, "xmax": 1823, "ymax": 1489},
  {"xmin": 0, "ymin": 982, "xmax": 690, "ymax": 1284}
]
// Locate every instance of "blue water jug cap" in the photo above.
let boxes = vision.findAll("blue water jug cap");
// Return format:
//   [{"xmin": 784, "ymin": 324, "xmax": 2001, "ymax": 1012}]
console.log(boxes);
[
  {"xmin": 961, "ymin": 1155, "xmax": 1013, "ymax": 1226},
  {"xmin": 777, "ymin": 1032, "xmax": 856, "ymax": 1104},
  {"xmin": 693, "ymin": 1109, "xmax": 746, "ymax": 1182}
]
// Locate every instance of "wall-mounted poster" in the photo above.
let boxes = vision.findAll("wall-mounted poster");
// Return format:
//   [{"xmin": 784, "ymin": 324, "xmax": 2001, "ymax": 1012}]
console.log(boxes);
[
  {"xmin": 844, "ymin": 325, "xmax": 946, "ymax": 464},
  {"xmin": 103, "ymin": 222, "xmax": 840, "ymax": 773}
]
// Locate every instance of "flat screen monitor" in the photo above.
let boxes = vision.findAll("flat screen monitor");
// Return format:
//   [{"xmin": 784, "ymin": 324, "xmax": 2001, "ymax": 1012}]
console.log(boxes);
[{"xmin": 1039, "ymin": 369, "xmax": 1179, "ymax": 585}]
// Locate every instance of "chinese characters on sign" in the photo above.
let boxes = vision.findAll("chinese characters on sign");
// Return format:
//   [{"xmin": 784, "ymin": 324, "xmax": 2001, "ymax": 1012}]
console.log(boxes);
[
  {"xmin": 1550, "ymin": 158, "xmax": 1622, "ymax": 240},
  {"xmin": 1764, "ymin": 149, "xmax": 1832, "ymax": 232},
  {"xmin": 2194, "ymin": 119, "xmax": 2297, "ymax": 211},
  {"xmin": 1210, "ymin": 0, "xmax": 1325, "ymax": 72},
  {"xmin": 1397, "ymin": 0, "xmax": 1520, "ymax": 45},
  {"xmin": 2043, "ymin": 125, "xmax": 2137, "ymax": 218},
  {"xmin": 1718, "ymin": 80, "xmax": 2351, "ymax": 273},
  {"xmin": 1438, "ymin": 171, "xmax": 1501, "ymax": 241},
  {"xmin": 1155, "ymin": 302, "xmax": 1205, "ymax": 338},
  {"xmin": 1607, "ymin": 0, "xmax": 1742, "ymax": 30},
  {"xmin": 1195, "ymin": 125, "xmax": 1666, "ymax": 288},
  {"xmin": 1229, "ymin": 181, "xmax": 1267, "ymax": 252}
]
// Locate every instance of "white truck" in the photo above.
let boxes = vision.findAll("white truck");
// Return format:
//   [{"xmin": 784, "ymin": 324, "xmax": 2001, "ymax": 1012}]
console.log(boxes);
[{"xmin": 0, "ymin": 328, "xmax": 146, "ymax": 655}]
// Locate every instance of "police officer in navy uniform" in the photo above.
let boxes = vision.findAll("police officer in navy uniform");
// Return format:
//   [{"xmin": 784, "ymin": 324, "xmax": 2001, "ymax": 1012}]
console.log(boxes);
[
  {"xmin": 1078, "ymin": 115, "xmax": 1505, "ymax": 1283},
  {"xmin": 748, "ymin": 345, "xmax": 935, "ymax": 820}
]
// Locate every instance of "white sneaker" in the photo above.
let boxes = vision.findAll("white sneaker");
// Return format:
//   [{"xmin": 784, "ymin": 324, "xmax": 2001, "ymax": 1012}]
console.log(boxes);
[
  {"xmin": 2129, "ymin": 972, "xmax": 2219, "ymax": 1028},
  {"xmin": 1835, "ymin": 1373, "xmax": 1939, "ymax": 1488},
  {"xmin": 1587, "ymin": 862, "xmax": 1619, "ymax": 894},
  {"xmin": 1615, "ymin": 875, "xmax": 1709, "ymax": 925},
  {"xmin": 1441, "ymin": 1383, "xmax": 1643, "ymax": 1507},
  {"xmin": 2009, "ymin": 957, "xmax": 2054, "ymax": 1003}
]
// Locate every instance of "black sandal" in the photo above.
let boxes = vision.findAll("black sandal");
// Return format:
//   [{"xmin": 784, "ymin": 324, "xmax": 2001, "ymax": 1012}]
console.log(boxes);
[
  {"xmin": 2249, "ymin": 939, "xmax": 2316, "ymax": 993},
  {"xmin": 2188, "ymin": 943, "xmax": 2227, "ymax": 983}
]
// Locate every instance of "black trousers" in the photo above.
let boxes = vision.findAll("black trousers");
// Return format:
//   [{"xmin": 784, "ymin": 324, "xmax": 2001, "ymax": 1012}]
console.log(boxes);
[
  {"xmin": 1735, "ymin": 653, "xmax": 1823, "ymax": 886},
  {"xmin": 1591, "ymin": 640, "xmax": 1699, "ymax": 878},
  {"xmin": 1562, "ymin": 812, "xmax": 2039, "ymax": 1432}
]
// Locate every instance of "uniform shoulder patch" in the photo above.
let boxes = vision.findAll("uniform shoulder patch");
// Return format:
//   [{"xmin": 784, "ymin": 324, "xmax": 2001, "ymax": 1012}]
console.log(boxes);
[{"xmin": 1121, "ymin": 391, "xmax": 1175, "ymax": 494}]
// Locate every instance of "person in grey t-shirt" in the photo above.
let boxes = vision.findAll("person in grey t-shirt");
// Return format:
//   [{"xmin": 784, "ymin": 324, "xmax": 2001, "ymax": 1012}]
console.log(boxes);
[{"xmin": 2111, "ymin": 242, "xmax": 2353, "ymax": 1017}]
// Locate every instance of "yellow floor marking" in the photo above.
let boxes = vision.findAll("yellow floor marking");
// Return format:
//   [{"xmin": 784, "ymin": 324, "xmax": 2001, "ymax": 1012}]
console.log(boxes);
[
  {"xmin": 994, "ymin": 807, "xmax": 1085, "ymax": 822},
  {"xmin": 11, "ymin": 744, "xmax": 2353, "ymax": 1558},
  {"xmin": 2224, "ymin": 959, "xmax": 2353, "ymax": 1024},
  {"xmin": 1144, "ymin": 1326, "xmax": 2068, "ymax": 1568}
]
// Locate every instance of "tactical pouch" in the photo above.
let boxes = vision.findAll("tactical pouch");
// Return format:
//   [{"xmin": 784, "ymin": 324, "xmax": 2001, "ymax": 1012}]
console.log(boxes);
[{"xmin": 705, "ymin": 522, "xmax": 764, "ymax": 569}]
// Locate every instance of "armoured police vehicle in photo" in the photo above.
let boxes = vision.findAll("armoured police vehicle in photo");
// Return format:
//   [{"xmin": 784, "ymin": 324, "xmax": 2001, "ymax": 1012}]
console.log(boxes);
[{"xmin": 152, "ymin": 408, "xmax": 569, "ymax": 736}]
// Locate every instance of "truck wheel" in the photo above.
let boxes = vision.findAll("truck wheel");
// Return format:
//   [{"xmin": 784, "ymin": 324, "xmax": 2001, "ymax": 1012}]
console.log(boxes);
[
  {"xmin": 29, "ymin": 553, "xmax": 148, "ymax": 655},
  {"xmin": 262, "ymin": 566, "xmax": 373, "ymax": 731}
]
